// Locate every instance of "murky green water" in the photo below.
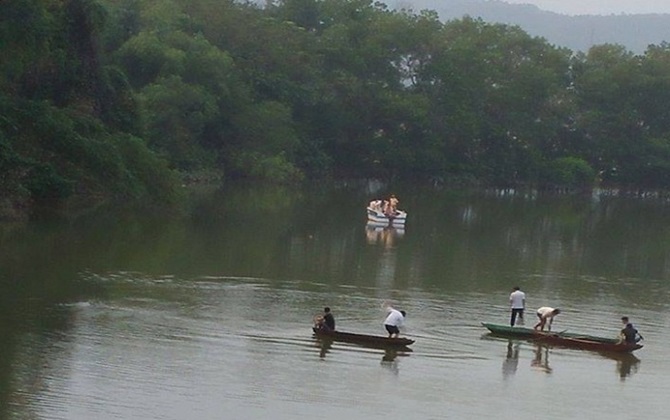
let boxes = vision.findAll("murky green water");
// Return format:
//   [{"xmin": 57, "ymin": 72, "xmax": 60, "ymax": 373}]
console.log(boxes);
[{"xmin": 2, "ymin": 184, "xmax": 670, "ymax": 419}]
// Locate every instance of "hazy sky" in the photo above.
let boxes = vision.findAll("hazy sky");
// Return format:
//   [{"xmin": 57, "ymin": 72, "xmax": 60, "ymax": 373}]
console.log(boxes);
[{"xmin": 502, "ymin": 0, "xmax": 670, "ymax": 16}]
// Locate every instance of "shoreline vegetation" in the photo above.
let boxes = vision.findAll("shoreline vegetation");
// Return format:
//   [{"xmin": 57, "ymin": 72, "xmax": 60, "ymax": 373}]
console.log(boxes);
[
  {"xmin": 4, "ymin": 1, "xmax": 670, "ymax": 220},
  {"xmin": 4, "ymin": 177, "xmax": 670, "ymax": 222}
]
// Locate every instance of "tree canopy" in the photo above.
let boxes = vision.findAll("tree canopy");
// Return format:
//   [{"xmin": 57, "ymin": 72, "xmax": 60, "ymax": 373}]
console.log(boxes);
[{"xmin": 3, "ymin": 0, "xmax": 670, "ymax": 217}]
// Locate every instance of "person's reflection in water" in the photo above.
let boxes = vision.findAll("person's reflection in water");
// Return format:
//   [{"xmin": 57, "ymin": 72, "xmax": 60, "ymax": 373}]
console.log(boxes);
[
  {"xmin": 365, "ymin": 224, "xmax": 403, "ymax": 249},
  {"xmin": 381, "ymin": 349, "xmax": 400, "ymax": 375},
  {"xmin": 615, "ymin": 354, "xmax": 641, "ymax": 380},
  {"xmin": 380, "ymin": 228, "xmax": 395, "ymax": 248},
  {"xmin": 502, "ymin": 340, "xmax": 520, "ymax": 379},
  {"xmin": 531, "ymin": 345, "xmax": 552, "ymax": 374},
  {"xmin": 365, "ymin": 225, "xmax": 381, "ymax": 244},
  {"xmin": 318, "ymin": 339, "xmax": 333, "ymax": 359}
]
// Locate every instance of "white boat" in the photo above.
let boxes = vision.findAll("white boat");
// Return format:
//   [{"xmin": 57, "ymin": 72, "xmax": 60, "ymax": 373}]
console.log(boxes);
[{"xmin": 366, "ymin": 206, "xmax": 407, "ymax": 226}]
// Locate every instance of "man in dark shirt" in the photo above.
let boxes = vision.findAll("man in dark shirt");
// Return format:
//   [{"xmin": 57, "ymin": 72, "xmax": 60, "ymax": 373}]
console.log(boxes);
[
  {"xmin": 619, "ymin": 316, "xmax": 642, "ymax": 344},
  {"xmin": 323, "ymin": 307, "xmax": 335, "ymax": 331}
]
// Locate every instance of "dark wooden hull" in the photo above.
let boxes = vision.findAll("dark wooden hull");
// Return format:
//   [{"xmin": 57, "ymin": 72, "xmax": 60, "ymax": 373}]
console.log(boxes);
[
  {"xmin": 312, "ymin": 328, "xmax": 415, "ymax": 348},
  {"xmin": 533, "ymin": 334, "xmax": 642, "ymax": 352},
  {"xmin": 481, "ymin": 323, "xmax": 642, "ymax": 353}
]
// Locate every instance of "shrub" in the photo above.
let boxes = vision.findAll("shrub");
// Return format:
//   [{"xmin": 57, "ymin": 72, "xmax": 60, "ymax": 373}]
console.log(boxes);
[{"xmin": 541, "ymin": 157, "xmax": 595, "ymax": 188}]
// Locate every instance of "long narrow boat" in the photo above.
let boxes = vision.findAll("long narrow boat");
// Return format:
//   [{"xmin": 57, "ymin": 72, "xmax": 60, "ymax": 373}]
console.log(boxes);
[
  {"xmin": 481, "ymin": 322, "xmax": 642, "ymax": 353},
  {"xmin": 312, "ymin": 328, "xmax": 415, "ymax": 348}
]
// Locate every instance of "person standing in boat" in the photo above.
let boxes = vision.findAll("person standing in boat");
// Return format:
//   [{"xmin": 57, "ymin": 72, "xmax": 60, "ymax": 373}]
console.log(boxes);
[
  {"xmin": 323, "ymin": 307, "xmax": 335, "ymax": 331},
  {"xmin": 381, "ymin": 200, "xmax": 390, "ymax": 215},
  {"xmin": 383, "ymin": 306, "xmax": 406, "ymax": 338},
  {"xmin": 509, "ymin": 286, "xmax": 526, "ymax": 326},
  {"xmin": 533, "ymin": 307, "xmax": 560, "ymax": 331},
  {"xmin": 619, "ymin": 316, "xmax": 642, "ymax": 344},
  {"xmin": 388, "ymin": 195, "xmax": 399, "ymax": 215}
]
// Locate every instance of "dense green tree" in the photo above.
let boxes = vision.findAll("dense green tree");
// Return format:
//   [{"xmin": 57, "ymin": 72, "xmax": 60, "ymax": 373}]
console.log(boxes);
[
  {"xmin": 571, "ymin": 45, "xmax": 654, "ymax": 186},
  {"xmin": 0, "ymin": 0, "xmax": 181, "ymax": 215},
  {"xmin": 418, "ymin": 18, "xmax": 572, "ymax": 184},
  {"xmin": 139, "ymin": 76, "xmax": 219, "ymax": 169},
  {"xmin": 7, "ymin": 0, "xmax": 670, "ymax": 219}
]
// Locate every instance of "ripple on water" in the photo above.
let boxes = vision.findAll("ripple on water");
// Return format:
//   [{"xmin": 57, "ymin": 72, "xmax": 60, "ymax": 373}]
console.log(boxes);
[{"xmin": 13, "ymin": 272, "xmax": 670, "ymax": 420}]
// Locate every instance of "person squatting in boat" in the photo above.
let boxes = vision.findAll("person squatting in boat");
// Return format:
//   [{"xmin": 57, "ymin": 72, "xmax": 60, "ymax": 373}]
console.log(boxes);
[
  {"xmin": 618, "ymin": 316, "xmax": 643, "ymax": 344},
  {"xmin": 314, "ymin": 307, "xmax": 336, "ymax": 331},
  {"xmin": 384, "ymin": 306, "xmax": 406, "ymax": 338}
]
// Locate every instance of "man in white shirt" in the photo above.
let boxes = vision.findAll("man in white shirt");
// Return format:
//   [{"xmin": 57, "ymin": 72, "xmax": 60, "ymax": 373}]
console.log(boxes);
[
  {"xmin": 509, "ymin": 286, "xmax": 526, "ymax": 327},
  {"xmin": 534, "ymin": 307, "xmax": 561, "ymax": 331},
  {"xmin": 384, "ymin": 307, "xmax": 406, "ymax": 338}
]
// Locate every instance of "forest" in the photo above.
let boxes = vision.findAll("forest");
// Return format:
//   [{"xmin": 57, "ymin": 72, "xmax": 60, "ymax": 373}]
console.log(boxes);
[{"xmin": 3, "ymin": 0, "xmax": 670, "ymax": 218}]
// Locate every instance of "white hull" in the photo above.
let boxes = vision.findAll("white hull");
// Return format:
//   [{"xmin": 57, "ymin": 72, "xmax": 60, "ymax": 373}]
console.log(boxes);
[
  {"xmin": 366, "ymin": 222, "xmax": 405, "ymax": 236},
  {"xmin": 366, "ymin": 207, "xmax": 407, "ymax": 226}
]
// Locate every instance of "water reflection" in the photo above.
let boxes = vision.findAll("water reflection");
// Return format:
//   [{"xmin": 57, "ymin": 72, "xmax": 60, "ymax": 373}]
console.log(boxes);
[
  {"xmin": 5, "ymin": 185, "xmax": 670, "ymax": 419},
  {"xmin": 365, "ymin": 223, "xmax": 405, "ymax": 248},
  {"xmin": 531, "ymin": 345, "xmax": 553, "ymax": 374},
  {"xmin": 492, "ymin": 337, "xmax": 641, "ymax": 380},
  {"xmin": 502, "ymin": 340, "xmax": 521, "ymax": 379},
  {"xmin": 312, "ymin": 335, "xmax": 412, "ymax": 376},
  {"xmin": 318, "ymin": 339, "xmax": 333, "ymax": 359},
  {"xmin": 381, "ymin": 349, "xmax": 401, "ymax": 375},
  {"xmin": 604, "ymin": 352, "xmax": 641, "ymax": 380},
  {"xmin": 0, "ymin": 314, "xmax": 15, "ymax": 413},
  {"xmin": 382, "ymin": 348, "xmax": 399, "ymax": 362},
  {"xmin": 525, "ymin": 344, "xmax": 640, "ymax": 379},
  {"xmin": 313, "ymin": 335, "xmax": 413, "ymax": 357}
]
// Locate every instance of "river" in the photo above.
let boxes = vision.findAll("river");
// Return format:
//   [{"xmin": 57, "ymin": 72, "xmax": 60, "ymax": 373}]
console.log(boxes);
[{"xmin": 1, "ymin": 183, "xmax": 670, "ymax": 419}]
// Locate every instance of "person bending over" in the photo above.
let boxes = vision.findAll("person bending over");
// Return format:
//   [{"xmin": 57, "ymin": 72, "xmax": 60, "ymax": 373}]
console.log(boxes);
[
  {"xmin": 384, "ymin": 307, "xmax": 406, "ymax": 338},
  {"xmin": 534, "ymin": 307, "xmax": 560, "ymax": 331}
]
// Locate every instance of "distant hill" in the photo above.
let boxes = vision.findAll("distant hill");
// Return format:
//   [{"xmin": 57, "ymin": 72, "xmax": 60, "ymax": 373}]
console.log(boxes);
[{"xmin": 392, "ymin": 0, "xmax": 670, "ymax": 53}]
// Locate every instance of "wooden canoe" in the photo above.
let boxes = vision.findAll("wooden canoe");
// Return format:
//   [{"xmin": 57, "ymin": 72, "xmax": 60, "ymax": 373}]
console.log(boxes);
[
  {"xmin": 312, "ymin": 327, "xmax": 415, "ymax": 348},
  {"xmin": 481, "ymin": 322, "xmax": 642, "ymax": 353}
]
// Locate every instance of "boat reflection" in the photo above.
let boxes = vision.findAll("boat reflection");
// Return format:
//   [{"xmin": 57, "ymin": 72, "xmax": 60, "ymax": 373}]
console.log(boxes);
[
  {"xmin": 488, "ymin": 332, "xmax": 641, "ymax": 379},
  {"xmin": 528, "ymin": 344, "xmax": 640, "ymax": 379},
  {"xmin": 313, "ymin": 336, "xmax": 412, "ymax": 372},
  {"xmin": 382, "ymin": 348, "xmax": 399, "ymax": 362},
  {"xmin": 601, "ymin": 352, "xmax": 641, "ymax": 380},
  {"xmin": 381, "ymin": 349, "xmax": 402, "ymax": 375},
  {"xmin": 502, "ymin": 340, "xmax": 521, "ymax": 379},
  {"xmin": 365, "ymin": 223, "xmax": 405, "ymax": 248},
  {"xmin": 313, "ymin": 335, "xmax": 413, "ymax": 354}
]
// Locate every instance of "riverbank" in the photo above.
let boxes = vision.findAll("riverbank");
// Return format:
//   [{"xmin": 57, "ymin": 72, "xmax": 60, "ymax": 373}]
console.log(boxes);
[{"xmin": 5, "ymin": 175, "xmax": 670, "ymax": 223}]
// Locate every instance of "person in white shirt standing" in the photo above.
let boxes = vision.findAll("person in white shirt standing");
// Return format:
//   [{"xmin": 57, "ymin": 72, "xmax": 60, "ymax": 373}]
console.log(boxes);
[
  {"xmin": 534, "ymin": 307, "xmax": 561, "ymax": 331},
  {"xmin": 384, "ymin": 306, "xmax": 406, "ymax": 338},
  {"xmin": 509, "ymin": 286, "xmax": 526, "ymax": 327}
]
